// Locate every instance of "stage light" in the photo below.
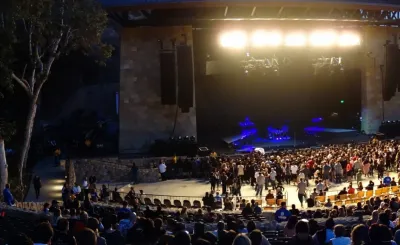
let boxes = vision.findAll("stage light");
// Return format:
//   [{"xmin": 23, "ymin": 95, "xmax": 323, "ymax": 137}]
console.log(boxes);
[
  {"xmin": 309, "ymin": 30, "xmax": 337, "ymax": 47},
  {"xmin": 340, "ymin": 100, "xmax": 344, "ymax": 104},
  {"xmin": 338, "ymin": 32, "xmax": 361, "ymax": 46},
  {"xmin": 284, "ymin": 33, "xmax": 306, "ymax": 47},
  {"xmin": 251, "ymin": 31, "xmax": 282, "ymax": 47},
  {"xmin": 219, "ymin": 31, "xmax": 247, "ymax": 48}
]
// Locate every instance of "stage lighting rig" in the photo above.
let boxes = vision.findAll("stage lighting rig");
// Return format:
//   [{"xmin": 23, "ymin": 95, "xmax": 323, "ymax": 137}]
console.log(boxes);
[
  {"xmin": 312, "ymin": 56, "xmax": 344, "ymax": 75},
  {"xmin": 241, "ymin": 57, "xmax": 279, "ymax": 75}
]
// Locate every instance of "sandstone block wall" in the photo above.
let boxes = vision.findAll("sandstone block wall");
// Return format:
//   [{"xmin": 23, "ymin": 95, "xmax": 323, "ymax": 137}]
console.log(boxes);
[
  {"xmin": 361, "ymin": 27, "xmax": 400, "ymax": 134},
  {"xmin": 119, "ymin": 26, "xmax": 197, "ymax": 153},
  {"xmin": 70, "ymin": 158, "xmax": 160, "ymax": 184}
]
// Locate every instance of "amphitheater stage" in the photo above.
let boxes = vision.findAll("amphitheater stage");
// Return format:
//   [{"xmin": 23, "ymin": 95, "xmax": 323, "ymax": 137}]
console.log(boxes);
[
  {"xmin": 235, "ymin": 130, "xmax": 370, "ymax": 153},
  {"xmin": 115, "ymin": 171, "xmax": 398, "ymax": 209}
]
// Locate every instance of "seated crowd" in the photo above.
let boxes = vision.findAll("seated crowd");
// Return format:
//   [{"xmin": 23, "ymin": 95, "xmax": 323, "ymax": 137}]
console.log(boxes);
[
  {"xmin": 2, "ymin": 190, "xmax": 400, "ymax": 245},
  {"xmin": 2, "ymin": 139, "xmax": 400, "ymax": 244}
]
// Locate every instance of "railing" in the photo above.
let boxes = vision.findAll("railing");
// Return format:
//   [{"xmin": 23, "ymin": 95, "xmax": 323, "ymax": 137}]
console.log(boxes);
[
  {"xmin": 306, "ymin": 185, "xmax": 399, "ymax": 207},
  {"xmin": 116, "ymin": 191, "xmax": 289, "ymax": 209}
]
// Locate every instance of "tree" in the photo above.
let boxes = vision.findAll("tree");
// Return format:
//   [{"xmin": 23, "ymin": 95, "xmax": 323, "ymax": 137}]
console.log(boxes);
[
  {"xmin": 0, "ymin": 119, "xmax": 16, "ymax": 192},
  {"xmin": 0, "ymin": 0, "xmax": 112, "ymax": 186}
]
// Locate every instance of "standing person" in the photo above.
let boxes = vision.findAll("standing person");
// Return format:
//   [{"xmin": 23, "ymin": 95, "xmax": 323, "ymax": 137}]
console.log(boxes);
[
  {"xmin": 54, "ymin": 148, "xmax": 61, "ymax": 167},
  {"xmin": 290, "ymin": 164, "xmax": 298, "ymax": 185},
  {"xmin": 72, "ymin": 183, "xmax": 82, "ymax": 200},
  {"xmin": 210, "ymin": 171, "xmax": 217, "ymax": 192},
  {"xmin": 297, "ymin": 178, "xmax": 307, "ymax": 208},
  {"xmin": 33, "ymin": 175, "xmax": 42, "ymax": 200},
  {"xmin": 323, "ymin": 162, "xmax": 331, "ymax": 185},
  {"xmin": 256, "ymin": 173, "xmax": 265, "ymax": 197},
  {"xmin": 159, "ymin": 162, "xmax": 167, "ymax": 181},
  {"xmin": 285, "ymin": 163, "xmax": 291, "ymax": 185},
  {"xmin": 82, "ymin": 177, "xmax": 89, "ymax": 201},
  {"xmin": 62, "ymin": 183, "xmax": 70, "ymax": 205},
  {"xmin": 334, "ymin": 162, "xmax": 343, "ymax": 184},
  {"xmin": 221, "ymin": 172, "xmax": 228, "ymax": 195},
  {"xmin": 237, "ymin": 163, "xmax": 245, "ymax": 182},
  {"xmin": 269, "ymin": 168, "xmax": 277, "ymax": 190},
  {"xmin": 3, "ymin": 184, "xmax": 14, "ymax": 206}
]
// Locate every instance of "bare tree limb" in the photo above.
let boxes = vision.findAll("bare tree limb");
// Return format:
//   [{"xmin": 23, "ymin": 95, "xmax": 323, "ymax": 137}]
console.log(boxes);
[
  {"xmin": 28, "ymin": 22, "xmax": 33, "ymax": 57},
  {"xmin": 35, "ymin": 44, "xmax": 44, "ymax": 73},
  {"xmin": 21, "ymin": 64, "xmax": 27, "ymax": 80},
  {"xmin": 57, "ymin": 27, "xmax": 71, "ymax": 56},
  {"xmin": 30, "ymin": 68, "xmax": 36, "ymax": 92},
  {"xmin": 22, "ymin": 18, "xmax": 27, "ymax": 32},
  {"xmin": 11, "ymin": 73, "xmax": 32, "ymax": 97},
  {"xmin": 0, "ymin": 13, "xmax": 4, "ymax": 29}
]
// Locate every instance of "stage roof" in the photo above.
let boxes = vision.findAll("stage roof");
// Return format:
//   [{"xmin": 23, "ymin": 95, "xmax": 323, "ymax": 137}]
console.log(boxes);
[
  {"xmin": 100, "ymin": 0, "xmax": 400, "ymax": 9},
  {"xmin": 101, "ymin": 0, "xmax": 400, "ymax": 27}
]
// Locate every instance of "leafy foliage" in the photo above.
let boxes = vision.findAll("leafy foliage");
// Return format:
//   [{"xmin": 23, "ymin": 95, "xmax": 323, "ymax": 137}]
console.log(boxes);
[
  {"xmin": 0, "ymin": 0, "xmax": 113, "ymax": 99},
  {"xmin": 0, "ymin": 119, "xmax": 16, "ymax": 142},
  {"xmin": 0, "ymin": 0, "xmax": 113, "ymax": 185}
]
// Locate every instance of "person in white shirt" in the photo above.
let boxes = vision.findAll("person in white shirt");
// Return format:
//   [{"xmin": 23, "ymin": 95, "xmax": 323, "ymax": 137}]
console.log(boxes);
[
  {"xmin": 159, "ymin": 162, "xmax": 167, "ymax": 181},
  {"xmin": 237, "ymin": 164, "xmax": 245, "ymax": 181},
  {"xmin": 256, "ymin": 174, "xmax": 265, "ymax": 196},
  {"xmin": 316, "ymin": 180, "xmax": 325, "ymax": 193},
  {"xmin": 269, "ymin": 168, "xmax": 277, "ymax": 189},
  {"xmin": 290, "ymin": 164, "xmax": 298, "ymax": 185},
  {"xmin": 254, "ymin": 170, "xmax": 260, "ymax": 190}
]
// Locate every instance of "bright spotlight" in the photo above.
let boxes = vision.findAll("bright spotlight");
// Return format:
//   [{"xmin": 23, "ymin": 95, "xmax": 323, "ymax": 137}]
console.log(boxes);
[
  {"xmin": 251, "ymin": 31, "xmax": 282, "ymax": 47},
  {"xmin": 220, "ymin": 31, "xmax": 247, "ymax": 48},
  {"xmin": 285, "ymin": 33, "xmax": 306, "ymax": 47},
  {"xmin": 338, "ymin": 32, "xmax": 361, "ymax": 46},
  {"xmin": 309, "ymin": 30, "xmax": 338, "ymax": 47}
]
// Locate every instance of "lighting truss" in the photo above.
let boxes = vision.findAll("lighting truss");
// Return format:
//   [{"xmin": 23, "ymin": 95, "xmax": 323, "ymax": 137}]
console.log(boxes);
[{"xmin": 109, "ymin": 6, "xmax": 400, "ymax": 27}]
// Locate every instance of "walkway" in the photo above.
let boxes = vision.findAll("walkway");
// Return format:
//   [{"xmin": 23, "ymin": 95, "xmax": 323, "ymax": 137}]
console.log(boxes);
[
  {"xmin": 25, "ymin": 157, "xmax": 65, "ymax": 202},
  {"xmin": 118, "ymin": 171, "xmax": 399, "ymax": 208}
]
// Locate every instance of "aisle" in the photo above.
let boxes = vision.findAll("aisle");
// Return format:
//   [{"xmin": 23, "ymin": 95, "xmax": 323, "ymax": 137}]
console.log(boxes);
[{"xmin": 25, "ymin": 157, "xmax": 65, "ymax": 202}]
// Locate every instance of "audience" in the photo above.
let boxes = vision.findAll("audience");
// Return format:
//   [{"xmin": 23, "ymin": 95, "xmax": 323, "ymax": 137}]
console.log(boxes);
[{"xmin": 2, "ymin": 138, "xmax": 400, "ymax": 245}]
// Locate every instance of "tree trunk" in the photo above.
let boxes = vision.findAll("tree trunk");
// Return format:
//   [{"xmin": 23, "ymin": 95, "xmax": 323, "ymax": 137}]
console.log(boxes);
[
  {"xmin": 0, "ymin": 139, "xmax": 8, "ymax": 193},
  {"xmin": 18, "ymin": 99, "xmax": 37, "ymax": 187}
]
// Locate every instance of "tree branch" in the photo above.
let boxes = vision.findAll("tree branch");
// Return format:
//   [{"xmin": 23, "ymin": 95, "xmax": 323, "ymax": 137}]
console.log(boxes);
[
  {"xmin": 0, "ymin": 13, "xmax": 4, "ymax": 30},
  {"xmin": 35, "ymin": 44, "xmax": 44, "ymax": 73},
  {"xmin": 28, "ymin": 21, "xmax": 33, "ymax": 57},
  {"xmin": 11, "ymin": 73, "xmax": 32, "ymax": 98},
  {"xmin": 57, "ymin": 27, "xmax": 71, "ymax": 57},
  {"xmin": 30, "ymin": 68, "xmax": 36, "ymax": 92},
  {"xmin": 21, "ymin": 64, "xmax": 27, "ymax": 80}
]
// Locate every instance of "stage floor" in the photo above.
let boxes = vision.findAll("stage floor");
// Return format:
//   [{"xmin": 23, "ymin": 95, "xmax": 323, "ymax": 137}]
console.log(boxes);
[
  {"xmin": 235, "ymin": 133, "xmax": 370, "ymax": 153},
  {"xmin": 124, "ymin": 171, "xmax": 398, "ymax": 209}
]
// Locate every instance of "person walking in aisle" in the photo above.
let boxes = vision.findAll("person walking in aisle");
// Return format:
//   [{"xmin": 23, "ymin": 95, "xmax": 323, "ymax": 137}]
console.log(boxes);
[
  {"xmin": 33, "ymin": 175, "xmax": 42, "ymax": 200},
  {"xmin": 256, "ymin": 173, "xmax": 265, "ymax": 197},
  {"xmin": 297, "ymin": 178, "xmax": 307, "ymax": 208}
]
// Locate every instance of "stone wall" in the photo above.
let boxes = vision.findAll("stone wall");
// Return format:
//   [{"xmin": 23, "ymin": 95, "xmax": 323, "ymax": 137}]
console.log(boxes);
[
  {"xmin": 119, "ymin": 26, "xmax": 197, "ymax": 154},
  {"xmin": 361, "ymin": 27, "xmax": 400, "ymax": 134},
  {"xmin": 69, "ymin": 158, "xmax": 160, "ymax": 184}
]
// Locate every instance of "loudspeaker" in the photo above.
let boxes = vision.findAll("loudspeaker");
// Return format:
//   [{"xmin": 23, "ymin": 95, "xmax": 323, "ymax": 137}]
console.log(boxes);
[
  {"xmin": 159, "ymin": 51, "xmax": 177, "ymax": 105},
  {"xmin": 384, "ymin": 44, "xmax": 400, "ymax": 101},
  {"xmin": 177, "ymin": 45, "xmax": 194, "ymax": 110}
]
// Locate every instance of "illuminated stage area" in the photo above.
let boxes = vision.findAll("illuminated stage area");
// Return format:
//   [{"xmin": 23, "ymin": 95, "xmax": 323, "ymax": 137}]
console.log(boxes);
[
  {"xmin": 106, "ymin": 0, "xmax": 400, "ymax": 153},
  {"xmin": 222, "ymin": 117, "xmax": 368, "ymax": 153}
]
